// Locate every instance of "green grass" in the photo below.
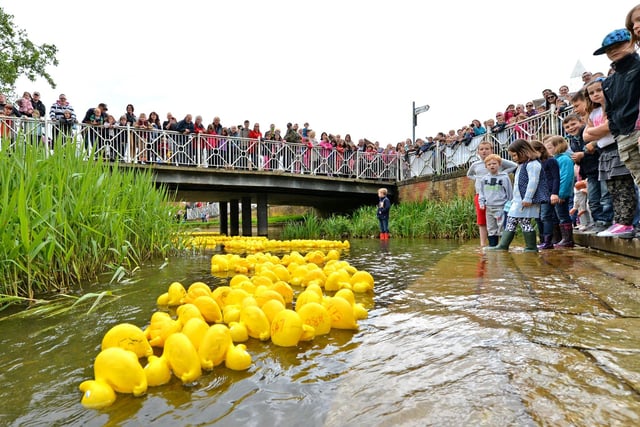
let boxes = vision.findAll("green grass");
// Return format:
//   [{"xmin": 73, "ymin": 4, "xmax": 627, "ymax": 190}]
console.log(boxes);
[
  {"xmin": 0, "ymin": 140, "xmax": 184, "ymax": 303},
  {"xmin": 281, "ymin": 197, "xmax": 478, "ymax": 240}
]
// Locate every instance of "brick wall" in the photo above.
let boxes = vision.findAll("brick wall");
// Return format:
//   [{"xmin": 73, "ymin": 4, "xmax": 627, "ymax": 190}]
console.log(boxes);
[{"xmin": 396, "ymin": 171, "xmax": 475, "ymax": 202}]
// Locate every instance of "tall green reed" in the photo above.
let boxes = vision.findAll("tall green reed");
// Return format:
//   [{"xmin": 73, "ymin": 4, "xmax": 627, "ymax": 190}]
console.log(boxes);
[{"xmin": 0, "ymin": 141, "xmax": 181, "ymax": 301}]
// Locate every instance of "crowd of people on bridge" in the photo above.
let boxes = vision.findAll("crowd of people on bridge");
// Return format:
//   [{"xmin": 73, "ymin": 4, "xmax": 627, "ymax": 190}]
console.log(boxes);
[{"xmin": 0, "ymin": 62, "xmax": 606, "ymax": 170}]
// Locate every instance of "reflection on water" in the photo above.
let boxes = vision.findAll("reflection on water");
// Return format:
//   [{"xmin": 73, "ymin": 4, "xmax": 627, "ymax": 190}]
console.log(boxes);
[{"xmin": 1, "ymin": 240, "xmax": 640, "ymax": 426}]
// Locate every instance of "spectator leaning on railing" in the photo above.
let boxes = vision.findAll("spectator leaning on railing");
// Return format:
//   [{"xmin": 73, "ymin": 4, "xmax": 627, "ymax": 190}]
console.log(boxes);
[
  {"xmin": 31, "ymin": 91, "xmax": 46, "ymax": 117},
  {"xmin": 49, "ymin": 94, "xmax": 75, "ymax": 122}
]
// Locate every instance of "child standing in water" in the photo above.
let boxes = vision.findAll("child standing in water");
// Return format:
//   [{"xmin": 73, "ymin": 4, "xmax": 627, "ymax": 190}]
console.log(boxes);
[
  {"xmin": 377, "ymin": 188, "xmax": 391, "ymax": 240},
  {"xmin": 530, "ymin": 139, "xmax": 559, "ymax": 250},
  {"xmin": 478, "ymin": 154, "xmax": 513, "ymax": 247},
  {"xmin": 467, "ymin": 140, "xmax": 517, "ymax": 246},
  {"xmin": 487, "ymin": 139, "xmax": 548, "ymax": 252},
  {"xmin": 544, "ymin": 136, "xmax": 576, "ymax": 247}
]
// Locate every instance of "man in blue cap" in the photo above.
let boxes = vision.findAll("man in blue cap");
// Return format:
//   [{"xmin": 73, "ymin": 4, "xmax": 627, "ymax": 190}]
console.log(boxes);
[{"xmin": 594, "ymin": 28, "xmax": 640, "ymax": 238}]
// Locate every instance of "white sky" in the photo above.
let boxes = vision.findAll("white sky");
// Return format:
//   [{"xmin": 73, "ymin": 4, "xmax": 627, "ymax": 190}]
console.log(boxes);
[{"xmin": 4, "ymin": 0, "xmax": 632, "ymax": 144}]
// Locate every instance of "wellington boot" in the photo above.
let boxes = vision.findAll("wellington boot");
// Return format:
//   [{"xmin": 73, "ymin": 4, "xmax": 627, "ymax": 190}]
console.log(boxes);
[
  {"xmin": 537, "ymin": 234, "xmax": 554, "ymax": 250},
  {"xmin": 554, "ymin": 223, "xmax": 574, "ymax": 248},
  {"xmin": 379, "ymin": 232, "xmax": 385, "ymax": 240},
  {"xmin": 384, "ymin": 232, "xmax": 390, "ymax": 239},
  {"xmin": 487, "ymin": 235, "xmax": 499, "ymax": 247},
  {"xmin": 523, "ymin": 231, "xmax": 539, "ymax": 252},
  {"xmin": 485, "ymin": 231, "xmax": 515, "ymax": 251},
  {"xmin": 551, "ymin": 224, "xmax": 562, "ymax": 244}
]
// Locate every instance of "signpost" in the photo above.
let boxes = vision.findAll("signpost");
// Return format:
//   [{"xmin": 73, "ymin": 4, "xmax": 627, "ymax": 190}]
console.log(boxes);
[{"xmin": 412, "ymin": 101, "xmax": 430, "ymax": 146}]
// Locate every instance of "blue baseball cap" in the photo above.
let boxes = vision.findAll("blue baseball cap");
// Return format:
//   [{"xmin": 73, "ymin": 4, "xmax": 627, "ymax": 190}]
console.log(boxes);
[{"xmin": 594, "ymin": 29, "xmax": 631, "ymax": 55}]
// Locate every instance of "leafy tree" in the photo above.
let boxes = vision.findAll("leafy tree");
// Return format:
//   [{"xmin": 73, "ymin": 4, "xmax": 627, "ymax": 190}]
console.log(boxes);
[{"xmin": 0, "ymin": 7, "xmax": 58, "ymax": 96}]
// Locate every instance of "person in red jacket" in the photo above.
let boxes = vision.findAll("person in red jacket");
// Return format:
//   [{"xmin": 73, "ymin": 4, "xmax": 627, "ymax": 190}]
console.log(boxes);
[{"xmin": 248, "ymin": 123, "xmax": 262, "ymax": 170}]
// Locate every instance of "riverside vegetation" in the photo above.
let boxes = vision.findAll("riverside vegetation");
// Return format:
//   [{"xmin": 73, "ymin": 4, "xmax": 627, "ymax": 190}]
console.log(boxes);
[
  {"xmin": 281, "ymin": 197, "xmax": 478, "ymax": 240},
  {"xmin": 0, "ymin": 142, "xmax": 181, "ymax": 308}
]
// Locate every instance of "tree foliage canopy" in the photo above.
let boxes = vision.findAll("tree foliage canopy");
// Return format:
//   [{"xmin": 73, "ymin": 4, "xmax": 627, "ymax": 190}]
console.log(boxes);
[{"xmin": 0, "ymin": 7, "xmax": 58, "ymax": 96}]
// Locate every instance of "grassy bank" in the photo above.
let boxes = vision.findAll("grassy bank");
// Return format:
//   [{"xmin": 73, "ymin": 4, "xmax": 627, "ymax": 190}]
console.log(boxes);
[
  {"xmin": 0, "ymin": 142, "xmax": 181, "ymax": 302},
  {"xmin": 281, "ymin": 197, "xmax": 478, "ymax": 240}
]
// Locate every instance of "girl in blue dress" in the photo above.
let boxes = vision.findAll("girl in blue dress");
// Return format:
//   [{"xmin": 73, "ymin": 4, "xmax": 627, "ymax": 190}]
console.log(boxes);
[{"xmin": 487, "ymin": 139, "xmax": 548, "ymax": 252}]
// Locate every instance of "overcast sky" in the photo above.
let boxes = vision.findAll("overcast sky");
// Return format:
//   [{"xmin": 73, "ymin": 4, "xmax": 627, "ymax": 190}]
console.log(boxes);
[{"xmin": 4, "ymin": 1, "xmax": 632, "ymax": 144}]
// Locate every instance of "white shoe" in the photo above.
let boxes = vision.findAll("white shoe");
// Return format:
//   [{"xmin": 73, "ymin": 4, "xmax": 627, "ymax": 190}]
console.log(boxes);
[{"xmin": 596, "ymin": 224, "xmax": 623, "ymax": 237}]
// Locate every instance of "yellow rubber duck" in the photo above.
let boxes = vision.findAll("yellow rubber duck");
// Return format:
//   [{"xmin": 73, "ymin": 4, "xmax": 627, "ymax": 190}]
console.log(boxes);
[
  {"xmin": 270, "ymin": 280, "xmax": 294, "ymax": 305},
  {"xmin": 261, "ymin": 299, "xmax": 286, "ymax": 324},
  {"xmin": 222, "ymin": 304, "xmax": 242, "ymax": 324},
  {"xmin": 229, "ymin": 274, "xmax": 252, "ymax": 288},
  {"xmin": 305, "ymin": 250, "xmax": 326, "ymax": 266},
  {"xmin": 145, "ymin": 311, "xmax": 182, "ymax": 348},
  {"xmin": 210, "ymin": 254, "xmax": 231, "ymax": 273},
  {"xmin": 252, "ymin": 273, "xmax": 275, "ymax": 289},
  {"xmin": 295, "ymin": 287, "xmax": 323, "ymax": 312},
  {"xmin": 163, "ymin": 332, "xmax": 202, "ymax": 383},
  {"xmin": 144, "ymin": 355, "xmax": 172, "ymax": 387},
  {"xmin": 211, "ymin": 285, "xmax": 232, "ymax": 308},
  {"xmin": 270, "ymin": 264, "xmax": 290, "ymax": 282},
  {"xmin": 198, "ymin": 324, "xmax": 233, "ymax": 370},
  {"xmin": 324, "ymin": 269, "xmax": 352, "ymax": 292},
  {"xmin": 79, "ymin": 378, "xmax": 116, "ymax": 409},
  {"xmin": 228, "ymin": 321, "xmax": 249, "ymax": 343},
  {"xmin": 254, "ymin": 287, "xmax": 285, "ymax": 308},
  {"xmin": 183, "ymin": 281, "xmax": 212, "ymax": 304},
  {"xmin": 181, "ymin": 317, "xmax": 210, "ymax": 351},
  {"xmin": 289, "ymin": 264, "xmax": 309, "ymax": 287},
  {"xmin": 326, "ymin": 249, "xmax": 341, "ymax": 261},
  {"xmin": 239, "ymin": 305, "xmax": 271, "ymax": 341},
  {"xmin": 225, "ymin": 343, "xmax": 252, "ymax": 371},
  {"xmin": 334, "ymin": 288, "xmax": 356, "ymax": 306},
  {"xmin": 303, "ymin": 266, "xmax": 326, "ymax": 288},
  {"xmin": 350, "ymin": 270, "xmax": 375, "ymax": 293},
  {"xmin": 354, "ymin": 303, "xmax": 369, "ymax": 320},
  {"xmin": 192, "ymin": 295, "xmax": 223, "ymax": 324},
  {"xmin": 176, "ymin": 303, "xmax": 206, "ymax": 326},
  {"xmin": 228, "ymin": 273, "xmax": 254, "ymax": 291},
  {"xmin": 167, "ymin": 281, "xmax": 188, "ymax": 306},
  {"xmin": 225, "ymin": 288, "xmax": 252, "ymax": 307},
  {"xmin": 101, "ymin": 323, "xmax": 153, "ymax": 359},
  {"xmin": 324, "ymin": 296, "xmax": 359, "ymax": 330},
  {"xmin": 81, "ymin": 347, "xmax": 147, "ymax": 398},
  {"xmin": 306, "ymin": 283, "xmax": 324, "ymax": 298},
  {"xmin": 297, "ymin": 302, "xmax": 332, "ymax": 336},
  {"xmin": 270, "ymin": 309, "xmax": 315, "ymax": 347}
]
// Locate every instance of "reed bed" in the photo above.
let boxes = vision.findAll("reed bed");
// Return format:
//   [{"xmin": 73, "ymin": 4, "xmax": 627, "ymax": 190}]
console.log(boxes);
[
  {"xmin": 281, "ymin": 197, "xmax": 477, "ymax": 240},
  {"xmin": 0, "ymin": 142, "xmax": 181, "ymax": 303}
]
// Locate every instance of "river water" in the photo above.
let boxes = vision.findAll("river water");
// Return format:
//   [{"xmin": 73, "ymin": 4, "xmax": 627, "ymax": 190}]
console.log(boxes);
[{"xmin": 1, "ymin": 238, "xmax": 640, "ymax": 426}]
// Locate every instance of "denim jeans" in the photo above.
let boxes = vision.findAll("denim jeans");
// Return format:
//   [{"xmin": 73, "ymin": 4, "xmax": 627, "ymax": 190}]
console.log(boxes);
[
  {"xmin": 554, "ymin": 199, "xmax": 572, "ymax": 224},
  {"xmin": 378, "ymin": 217, "xmax": 389, "ymax": 233},
  {"xmin": 538, "ymin": 202, "xmax": 558, "ymax": 235},
  {"xmin": 587, "ymin": 177, "xmax": 613, "ymax": 224}
]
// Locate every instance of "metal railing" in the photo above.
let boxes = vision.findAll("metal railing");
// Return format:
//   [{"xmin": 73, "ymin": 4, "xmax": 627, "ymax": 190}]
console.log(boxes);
[
  {"xmin": 404, "ymin": 107, "xmax": 571, "ymax": 179},
  {"xmin": 0, "ymin": 107, "xmax": 570, "ymax": 182},
  {"xmin": 0, "ymin": 117, "xmax": 402, "ymax": 181}
]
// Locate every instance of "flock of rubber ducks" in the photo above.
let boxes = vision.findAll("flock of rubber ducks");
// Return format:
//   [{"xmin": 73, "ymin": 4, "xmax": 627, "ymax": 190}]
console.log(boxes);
[
  {"xmin": 186, "ymin": 233, "xmax": 351, "ymax": 253},
  {"xmin": 79, "ymin": 242, "xmax": 374, "ymax": 409}
]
